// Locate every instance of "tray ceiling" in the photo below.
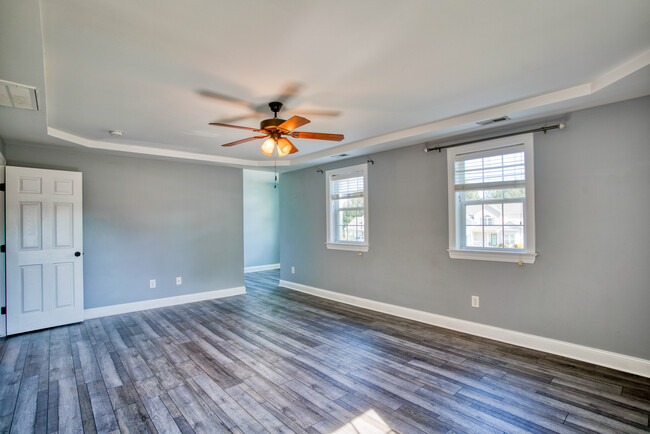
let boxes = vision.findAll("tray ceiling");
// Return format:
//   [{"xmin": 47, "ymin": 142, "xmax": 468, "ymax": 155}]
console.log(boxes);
[{"xmin": 1, "ymin": 0, "xmax": 649, "ymax": 169}]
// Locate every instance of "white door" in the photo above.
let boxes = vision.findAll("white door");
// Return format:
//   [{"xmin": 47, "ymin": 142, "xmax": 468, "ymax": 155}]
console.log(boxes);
[{"xmin": 6, "ymin": 166, "xmax": 84, "ymax": 335}]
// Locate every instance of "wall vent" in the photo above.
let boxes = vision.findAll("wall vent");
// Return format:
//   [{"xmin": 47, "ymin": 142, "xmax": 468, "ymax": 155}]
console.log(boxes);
[
  {"xmin": 476, "ymin": 116, "xmax": 510, "ymax": 126},
  {"xmin": 0, "ymin": 79, "xmax": 39, "ymax": 111}
]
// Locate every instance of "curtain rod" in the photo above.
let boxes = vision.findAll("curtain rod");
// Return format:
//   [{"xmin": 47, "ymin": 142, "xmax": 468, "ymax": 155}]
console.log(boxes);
[{"xmin": 424, "ymin": 122, "xmax": 566, "ymax": 153}]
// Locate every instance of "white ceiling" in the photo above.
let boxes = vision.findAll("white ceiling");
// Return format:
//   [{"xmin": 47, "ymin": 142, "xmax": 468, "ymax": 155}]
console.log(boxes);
[{"xmin": 0, "ymin": 0, "xmax": 649, "ymax": 170}]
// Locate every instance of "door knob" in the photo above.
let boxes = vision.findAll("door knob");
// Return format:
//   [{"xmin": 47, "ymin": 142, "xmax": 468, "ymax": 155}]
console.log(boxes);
[{"xmin": 74, "ymin": 251, "xmax": 81, "ymax": 257}]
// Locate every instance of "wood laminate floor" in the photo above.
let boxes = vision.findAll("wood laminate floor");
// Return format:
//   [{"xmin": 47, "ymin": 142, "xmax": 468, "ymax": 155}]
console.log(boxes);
[{"xmin": 1, "ymin": 270, "xmax": 649, "ymax": 433}]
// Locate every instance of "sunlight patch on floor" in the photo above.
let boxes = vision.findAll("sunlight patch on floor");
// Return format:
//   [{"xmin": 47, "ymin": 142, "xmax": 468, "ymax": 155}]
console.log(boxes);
[{"xmin": 333, "ymin": 409, "xmax": 396, "ymax": 433}]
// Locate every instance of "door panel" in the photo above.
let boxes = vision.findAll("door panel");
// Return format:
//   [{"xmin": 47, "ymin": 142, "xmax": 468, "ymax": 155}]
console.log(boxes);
[
  {"xmin": 54, "ymin": 203, "xmax": 74, "ymax": 248},
  {"xmin": 19, "ymin": 176, "xmax": 42, "ymax": 194},
  {"xmin": 21, "ymin": 265, "xmax": 43, "ymax": 313},
  {"xmin": 20, "ymin": 202, "xmax": 42, "ymax": 249},
  {"xmin": 55, "ymin": 262, "xmax": 75, "ymax": 307},
  {"xmin": 54, "ymin": 179, "xmax": 73, "ymax": 195},
  {"xmin": 6, "ymin": 166, "xmax": 83, "ymax": 334}
]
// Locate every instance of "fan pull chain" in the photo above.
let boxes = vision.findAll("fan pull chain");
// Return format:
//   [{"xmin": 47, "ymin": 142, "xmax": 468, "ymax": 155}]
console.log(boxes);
[{"xmin": 274, "ymin": 147, "xmax": 278, "ymax": 189}]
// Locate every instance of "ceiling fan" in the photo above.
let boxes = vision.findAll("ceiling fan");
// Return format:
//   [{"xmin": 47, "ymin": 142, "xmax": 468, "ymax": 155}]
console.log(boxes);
[{"xmin": 210, "ymin": 101, "xmax": 344, "ymax": 157}]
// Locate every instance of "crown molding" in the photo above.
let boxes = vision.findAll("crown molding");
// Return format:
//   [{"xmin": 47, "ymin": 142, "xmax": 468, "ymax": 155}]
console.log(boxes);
[{"xmin": 46, "ymin": 127, "xmax": 289, "ymax": 168}]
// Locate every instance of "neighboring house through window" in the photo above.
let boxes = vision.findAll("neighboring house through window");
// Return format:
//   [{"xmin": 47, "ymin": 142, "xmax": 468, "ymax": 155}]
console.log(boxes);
[
  {"xmin": 326, "ymin": 163, "xmax": 369, "ymax": 252},
  {"xmin": 447, "ymin": 133, "xmax": 536, "ymax": 263}
]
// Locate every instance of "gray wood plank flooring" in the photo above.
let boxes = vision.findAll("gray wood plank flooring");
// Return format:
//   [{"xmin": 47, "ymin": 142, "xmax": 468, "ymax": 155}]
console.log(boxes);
[{"xmin": 1, "ymin": 269, "xmax": 648, "ymax": 433}]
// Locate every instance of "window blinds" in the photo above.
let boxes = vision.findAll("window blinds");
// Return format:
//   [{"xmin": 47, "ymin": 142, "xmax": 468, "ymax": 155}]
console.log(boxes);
[
  {"xmin": 330, "ymin": 173, "xmax": 365, "ymax": 200},
  {"xmin": 454, "ymin": 144, "xmax": 525, "ymax": 191}
]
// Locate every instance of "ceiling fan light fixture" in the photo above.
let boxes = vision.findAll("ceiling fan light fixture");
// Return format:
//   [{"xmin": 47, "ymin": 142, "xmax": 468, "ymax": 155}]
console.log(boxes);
[
  {"xmin": 276, "ymin": 138, "xmax": 294, "ymax": 157},
  {"xmin": 261, "ymin": 137, "xmax": 276, "ymax": 156}
]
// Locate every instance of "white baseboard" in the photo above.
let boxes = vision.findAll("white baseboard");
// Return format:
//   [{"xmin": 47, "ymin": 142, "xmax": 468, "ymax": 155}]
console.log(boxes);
[
  {"xmin": 84, "ymin": 286, "xmax": 246, "ymax": 320},
  {"xmin": 279, "ymin": 280, "xmax": 650, "ymax": 378},
  {"xmin": 245, "ymin": 263, "xmax": 280, "ymax": 273}
]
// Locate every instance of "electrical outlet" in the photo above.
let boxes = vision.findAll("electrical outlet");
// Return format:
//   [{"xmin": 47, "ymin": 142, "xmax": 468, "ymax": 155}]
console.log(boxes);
[
  {"xmin": 291, "ymin": 266, "xmax": 295, "ymax": 274},
  {"xmin": 471, "ymin": 295, "xmax": 480, "ymax": 308},
  {"xmin": 150, "ymin": 279, "xmax": 156, "ymax": 289},
  {"xmin": 176, "ymin": 276, "xmax": 182, "ymax": 285}
]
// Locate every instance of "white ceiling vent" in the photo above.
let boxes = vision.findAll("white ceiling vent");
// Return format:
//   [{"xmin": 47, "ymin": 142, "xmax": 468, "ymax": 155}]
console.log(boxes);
[
  {"xmin": 330, "ymin": 153, "xmax": 350, "ymax": 159},
  {"xmin": 0, "ymin": 80, "xmax": 39, "ymax": 111},
  {"xmin": 476, "ymin": 116, "xmax": 510, "ymax": 126}
]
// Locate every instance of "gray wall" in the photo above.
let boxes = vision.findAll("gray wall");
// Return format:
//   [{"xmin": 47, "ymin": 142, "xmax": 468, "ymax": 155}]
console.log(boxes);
[
  {"xmin": 5, "ymin": 143, "xmax": 244, "ymax": 309},
  {"xmin": 280, "ymin": 96, "xmax": 650, "ymax": 360},
  {"xmin": 243, "ymin": 170, "xmax": 280, "ymax": 268}
]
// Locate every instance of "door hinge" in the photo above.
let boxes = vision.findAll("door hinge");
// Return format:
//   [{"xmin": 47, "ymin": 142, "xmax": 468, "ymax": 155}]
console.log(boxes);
[
  {"xmin": 0, "ymin": 183, "xmax": 4, "ymax": 192},
  {"xmin": 0, "ymin": 245, "xmax": 5, "ymax": 253},
  {"xmin": 1, "ymin": 307, "xmax": 5, "ymax": 315}
]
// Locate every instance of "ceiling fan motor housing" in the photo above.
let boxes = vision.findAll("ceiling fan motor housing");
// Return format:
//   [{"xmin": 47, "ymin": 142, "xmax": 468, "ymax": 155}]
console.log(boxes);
[{"xmin": 260, "ymin": 118, "xmax": 286, "ymax": 130}]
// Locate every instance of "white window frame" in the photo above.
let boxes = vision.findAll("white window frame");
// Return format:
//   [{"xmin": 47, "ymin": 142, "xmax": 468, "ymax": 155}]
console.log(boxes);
[
  {"xmin": 447, "ymin": 133, "xmax": 536, "ymax": 263},
  {"xmin": 326, "ymin": 163, "xmax": 369, "ymax": 252}
]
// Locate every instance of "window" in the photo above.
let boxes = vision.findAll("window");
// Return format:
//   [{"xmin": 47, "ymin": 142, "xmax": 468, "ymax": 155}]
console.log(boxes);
[
  {"xmin": 447, "ymin": 133, "xmax": 536, "ymax": 263},
  {"xmin": 326, "ymin": 163, "xmax": 369, "ymax": 252}
]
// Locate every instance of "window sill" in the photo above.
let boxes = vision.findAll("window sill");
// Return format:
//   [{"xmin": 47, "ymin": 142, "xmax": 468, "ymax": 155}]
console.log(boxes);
[
  {"xmin": 448, "ymin": 249, "xmax": 536, "ymax": 264},
  {"xmin": 326, "ymin": 242, "xmax": 369, "ymax": 252}
]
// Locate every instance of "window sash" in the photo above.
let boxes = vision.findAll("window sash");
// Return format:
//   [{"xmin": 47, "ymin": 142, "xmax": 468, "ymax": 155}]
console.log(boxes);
[
  {"xmin": 330, "ymin": 174, "xmax": 365, "ymax": 200},
  {"xmin": 334, "ymin": 208, "xmax": 365, "ymax": 243},
  {"xmin": 454, "ymin": 145, "xmax": 525, "ymax": 188},
  {"xmin": 459, "ymin": 195, "xmax": 526, "ymax": 251}
]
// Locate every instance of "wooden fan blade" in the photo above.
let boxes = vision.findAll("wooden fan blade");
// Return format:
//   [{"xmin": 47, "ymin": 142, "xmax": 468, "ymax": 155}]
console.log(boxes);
[
  {"xmin": 286, "ymin": 108, "xmax": 341, "ymax": 117},
  {"xmin": 221, "ymin": 135, "xmax": 267, "ymax": 147},
  {"xmin": 209, "ymin": 122, "xmax": 265, "ymax": 133},
  {"xmin": 278, "ymin": 116, "xmax": 310, "ymax": 133},
  {"xmin": 198, "ymin": 90, "xmax": 252, "ymax": 108},
  {"xmin": 290, "ymin": 131, "xmax": 344, "ymax": 141}
]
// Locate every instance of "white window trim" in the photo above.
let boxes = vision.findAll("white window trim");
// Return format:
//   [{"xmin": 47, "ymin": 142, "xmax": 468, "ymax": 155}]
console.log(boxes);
[
  {"xmin": 447, "ymin": 133, "xmax": 536, "ymax": 263},
  {"xmin": 325, "ymin": 163, "xmax": 369, "ymax": 252}
]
